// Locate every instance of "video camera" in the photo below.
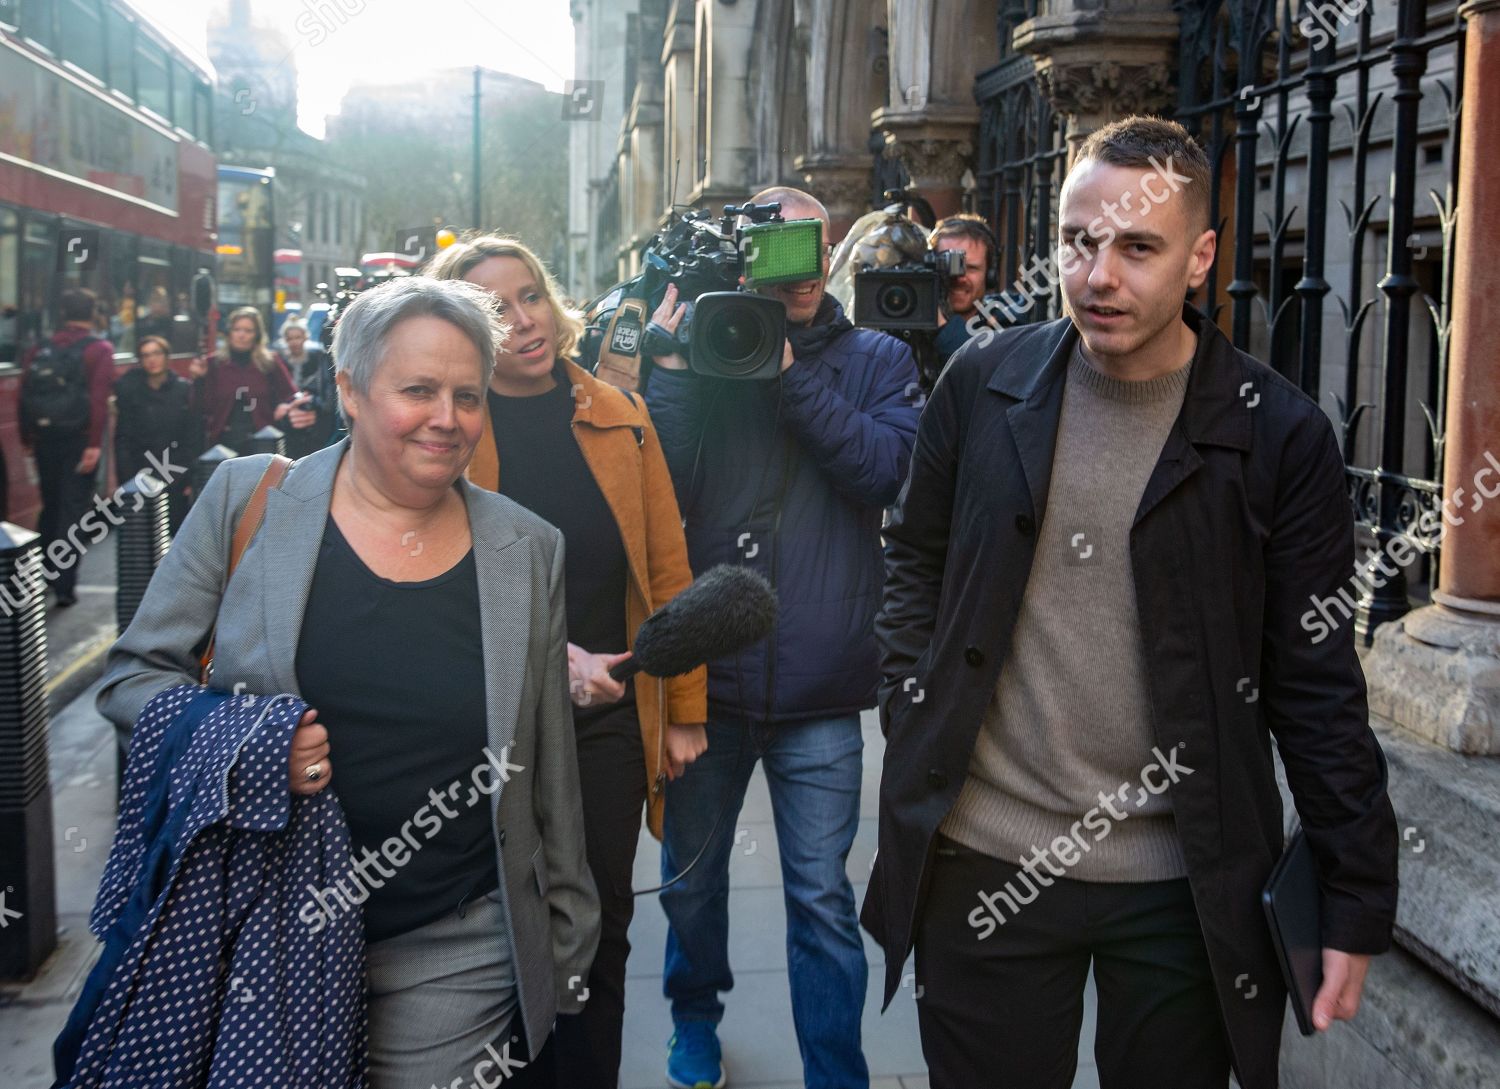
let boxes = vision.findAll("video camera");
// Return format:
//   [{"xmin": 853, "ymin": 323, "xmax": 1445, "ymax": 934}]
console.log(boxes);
[
  {"xmin": 853, "ymin": 248, "xmax": 965, "ymax": 331},
  {"xmin": 584, "ymin": 202, "xmax": 825, "ymax": 382},
  {"xmin": 316, "ymin": 267, "xmax": 364, "ymax": 353}
]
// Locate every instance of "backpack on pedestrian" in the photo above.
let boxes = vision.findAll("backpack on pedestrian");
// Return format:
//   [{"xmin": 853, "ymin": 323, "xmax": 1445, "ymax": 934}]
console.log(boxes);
[{"xmin": 22, "ymin": 336, "xmax": 99, "ymax": 435}]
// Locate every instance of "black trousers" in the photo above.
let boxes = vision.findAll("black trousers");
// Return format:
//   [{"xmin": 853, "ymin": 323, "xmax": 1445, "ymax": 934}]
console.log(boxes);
[
  {"xmin": 511, "ymin": 699, "xmax": 647, "ymax": 1089},
  {"xmin": 34, "ymin": 431, "xmax": 95, "ymax": 598},
  {"xmin": 915, "ymin": 836, "xmax": 1231, "ymax": 1089}
]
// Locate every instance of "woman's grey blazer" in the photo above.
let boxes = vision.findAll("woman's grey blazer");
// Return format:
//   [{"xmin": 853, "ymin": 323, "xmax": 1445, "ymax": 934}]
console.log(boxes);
[{"xmin": 96, "ymin": 439, "xmax": 600, "ymax": 1057}]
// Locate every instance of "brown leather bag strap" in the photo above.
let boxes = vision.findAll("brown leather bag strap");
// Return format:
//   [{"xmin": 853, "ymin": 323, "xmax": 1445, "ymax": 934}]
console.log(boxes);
[
  {"xmin": 200, "ymin": 455, "xmax": 293, "ymax": 683},
  {"xmin": 227, "ymin": 455, "xmax": 292, "ymax": 579}
]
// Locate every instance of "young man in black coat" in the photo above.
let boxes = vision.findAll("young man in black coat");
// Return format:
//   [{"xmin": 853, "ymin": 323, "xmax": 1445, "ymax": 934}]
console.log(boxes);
[{"xmin": 863, "ymin": 116, "xmax": 1398, "ymax": 1089}]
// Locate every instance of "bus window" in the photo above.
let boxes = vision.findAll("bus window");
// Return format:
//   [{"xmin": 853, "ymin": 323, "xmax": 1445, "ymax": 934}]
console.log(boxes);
[
  {"xmin": 171, "ymin": 58, "xmax": 193, "ymax": 136},
  {"xmin": 105, "ymin": 5, "xmax": 133, "ymax": 97},
  {"xmin": 19, "ymin": 0, "xmax": 55, "ymax": 51},
  {"xmin": 0, "ymin": 208, "xmax": 18, "ymax": 366},
  {"xmin": 134, "ymin": 35, "xmax": 168, "ymax": 119},
  {"xmin": 194, "ymin": 81, "xmax": 212, "ymax": 144},
  {"xmin": 60, "ymin": 0, "xmax": 107, "ymax": 82},
  {"xmin": 21, "ymin": 217, "xmax": 55, "ymax": 348},
  {"xmin": 108, "ymin": 230, "xmax": 138, "ymax": 355}
]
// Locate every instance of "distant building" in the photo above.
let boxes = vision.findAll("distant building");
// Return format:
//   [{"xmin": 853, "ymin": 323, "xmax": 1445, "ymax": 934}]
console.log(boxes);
[
  {"xmin": 208, "ymin": 0, "xmax": 366, "ymax": 301},
  {"xmin": 329, "ymin": 67, "xmax": 569, "ymax": 281}
]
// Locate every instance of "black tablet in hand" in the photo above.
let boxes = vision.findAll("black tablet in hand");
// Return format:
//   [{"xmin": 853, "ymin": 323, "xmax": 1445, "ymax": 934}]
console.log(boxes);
[{"xmin": 1262, "ymin": 829, "xmax": 1323, "ymax": 1036}]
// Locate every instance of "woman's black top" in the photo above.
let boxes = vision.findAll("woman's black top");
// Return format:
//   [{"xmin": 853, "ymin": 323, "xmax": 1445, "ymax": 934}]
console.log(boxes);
[
  {"xmin": 294, "ymin": 516, "xmax": 498, "ymax": 942},
  {"xmin": 487, "ymin": 380, "xmax": 630, "ymax": 666},
  {"xmin": 112, "ymin": 368, "xmax": 199, "ymax": 481}
]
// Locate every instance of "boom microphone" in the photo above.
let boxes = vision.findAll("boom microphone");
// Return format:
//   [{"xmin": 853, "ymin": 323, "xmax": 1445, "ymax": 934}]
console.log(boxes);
[{"xmin": 609, "ymin": 565, "xmax": 777, "ymax": 681}]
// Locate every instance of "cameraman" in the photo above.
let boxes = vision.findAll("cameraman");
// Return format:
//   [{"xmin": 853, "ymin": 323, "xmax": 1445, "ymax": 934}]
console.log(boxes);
[
  {"xmin": 644, "ymin": 187, "xmax": 919, "ymax": 1089},
  {"xmin": 930, "ymin": 214, "xmax": 1006, "ymax": 363}
]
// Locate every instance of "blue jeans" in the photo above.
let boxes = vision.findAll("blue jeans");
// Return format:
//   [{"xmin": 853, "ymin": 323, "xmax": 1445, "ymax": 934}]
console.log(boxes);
[{"xmin": 660, "ymin": 714, "xmax": 870, "ymax": 1089}]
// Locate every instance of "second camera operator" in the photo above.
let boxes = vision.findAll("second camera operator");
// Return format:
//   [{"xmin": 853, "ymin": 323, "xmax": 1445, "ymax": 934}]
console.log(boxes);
[
  {"xmin": 642, "ymin": 186, "xmax": 920, "ymax": 1089},
  {"xmin": 929, "ymin": 213, "xmax": 1006, "ymax": 363}
]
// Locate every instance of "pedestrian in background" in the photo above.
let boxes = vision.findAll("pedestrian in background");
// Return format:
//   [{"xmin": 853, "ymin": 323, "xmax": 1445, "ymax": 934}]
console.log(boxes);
[
  {"xmin": 113, "ymin": 334, "xmax": 198, "ymax": 533},
  {"xmin": 188, "ymin": 306, "xmax": 298, "ymax": 451},
  {"xmin": 279, "ymin": 317, "xmax": 340, "ymax": 457},
  {"xmin": 20, "ymin": 287, "xmax": 114, "ymax": 607}
]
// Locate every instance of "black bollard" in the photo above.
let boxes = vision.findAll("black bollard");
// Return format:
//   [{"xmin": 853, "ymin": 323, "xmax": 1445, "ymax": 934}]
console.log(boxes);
[
  {"xmin": 0, "ymin": 521, "xmax": 55, "ymax": 980},
  {"xmin": 114, "ymin": 474, "xmax": 171, "ymax": 635},
  {"xmin": 247, "ymin": 425, "xmax": 285, "ymax": 457},
  {"xmin": 191, "ymin": 444, "xmax": 238, "ymax": 504},
  {"xmin": 113, "ymin": 475, "xmax": 172, "ymax": 798}
]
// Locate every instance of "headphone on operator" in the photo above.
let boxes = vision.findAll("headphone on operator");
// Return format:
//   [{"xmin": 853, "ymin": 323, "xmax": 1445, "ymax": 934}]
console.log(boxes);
[{"xmin": 930, "ymin": 214, "xmax": 1001, "ymax": 293}]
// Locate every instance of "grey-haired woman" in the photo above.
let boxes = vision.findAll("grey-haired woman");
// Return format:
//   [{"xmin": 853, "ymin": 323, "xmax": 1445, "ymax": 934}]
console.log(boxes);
[{"xmin": 98, "ymin": 277, "xmax": 600, "ymax": 1086}]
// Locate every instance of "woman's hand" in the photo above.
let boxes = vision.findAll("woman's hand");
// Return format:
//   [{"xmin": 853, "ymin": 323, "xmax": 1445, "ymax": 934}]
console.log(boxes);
[
  {"xmin": 648, "ymin": 284, "xmax": 689, "ymax": 372},
  {"xmin": 664, "ymin": 723, "xmax": 707, "ymax": 781},
  {"xmin": 273, "ymin": 400, "xmax": 294, "ymax": 422},
  {"xmin": 188, "ymin": 356, "xmax": 208, "ymax": 379},
  {"xmin": 567, "ymin": 643, "xmax": 629, "ymax": 707},
  {"xmin": 289, "ymin": 709, "xmax": 332, "ymax": 796}
]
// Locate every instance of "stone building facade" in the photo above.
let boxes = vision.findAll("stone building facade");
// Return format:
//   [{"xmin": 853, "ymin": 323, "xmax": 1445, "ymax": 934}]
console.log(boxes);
[{"xmin": 570, "ymin": 2, "xmax": 1500, "ymax": 1086}]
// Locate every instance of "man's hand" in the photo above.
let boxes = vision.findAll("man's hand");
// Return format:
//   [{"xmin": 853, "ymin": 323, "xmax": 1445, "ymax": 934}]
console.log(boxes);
[
  {"xmin": 1312, "ymin": 949, "xmax": 1371, "ymax": 1031},
  {"xmin": 273, "ymin": 401, "xmax": 293, "ymax": 422},
  {"xmin": 664, "ymin": 723, "xmax": 708, "ymax": 781},
  {"xmin": 188, "ymin": 356, "xmax": 208, "ymax": 379},
  {"xmin": 288, "ymin": 406, "xmax": 317, "ymax": 430},
  {"xmin": 780, "ymin": 339, "xmax": 795, "ymax": 374},
  {"xmin": 76, "ymin": 447, "xmax": 101, "ymax": 474},
  {"xmin": 649, "ymin": 284, "xmax": 690, "ymax": 371}
]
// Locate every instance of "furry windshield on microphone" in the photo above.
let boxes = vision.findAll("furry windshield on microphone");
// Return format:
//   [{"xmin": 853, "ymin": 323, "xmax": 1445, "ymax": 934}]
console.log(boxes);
[{"xmin": 612, "ymin": 565, "xmax": 778, "ymax": 680}]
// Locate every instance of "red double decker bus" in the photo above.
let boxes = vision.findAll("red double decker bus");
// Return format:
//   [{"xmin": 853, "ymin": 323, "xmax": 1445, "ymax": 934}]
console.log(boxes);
[{"xmin": 0, "ymin": 0, "xmax": 216, "ymax": 526}]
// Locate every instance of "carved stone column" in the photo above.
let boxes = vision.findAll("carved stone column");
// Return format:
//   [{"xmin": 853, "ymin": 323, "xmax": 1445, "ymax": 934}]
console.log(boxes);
[
  {"xmin": 871, "ymin": 107, "xmax": 977, "ymax": 221},
  {"xmin": 1013, "ymin": 3, "xmax": 1178, "ymax": 158},
  {"xmin": 796, "ymin": 154, "xmax": 871, "ymax": 242}
]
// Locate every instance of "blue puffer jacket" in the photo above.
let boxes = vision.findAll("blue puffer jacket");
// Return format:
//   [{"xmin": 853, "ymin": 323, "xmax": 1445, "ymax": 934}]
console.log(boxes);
[{"xmin": 643, "ymin": 298, "xmax": 919, "ymax": 723}]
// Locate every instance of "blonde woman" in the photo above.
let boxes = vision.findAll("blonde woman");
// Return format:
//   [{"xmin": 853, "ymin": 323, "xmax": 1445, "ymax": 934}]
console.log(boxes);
[
  {"xmin": 188, "ymin": 306, "xmax": 298, "ymax": 450},
  {"xmin": 429, "ymin": 235, "xmax": 707, "ymax": 1086}
]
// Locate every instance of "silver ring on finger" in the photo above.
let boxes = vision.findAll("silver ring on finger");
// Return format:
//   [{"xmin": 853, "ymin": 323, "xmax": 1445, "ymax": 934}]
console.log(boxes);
[{"xmin": 305, "ymin": 762, "xmax": 323, "ymax": 783}]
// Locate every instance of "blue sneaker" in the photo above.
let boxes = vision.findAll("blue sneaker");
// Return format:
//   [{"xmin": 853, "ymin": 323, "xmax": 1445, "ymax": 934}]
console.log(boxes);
[{"xmin": 666, "ymin": 1021, "xmax": 726, "ymax": 1089}]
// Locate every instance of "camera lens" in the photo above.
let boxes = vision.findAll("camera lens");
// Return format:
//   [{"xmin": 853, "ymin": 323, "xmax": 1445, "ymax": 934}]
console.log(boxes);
[
  {"xmin": 706, "ymin": 303, "xmax": 766, "ymax": 370},
  {"xmin": 689, "ymin": 292, "xmax": 785, "ymax": 379},
  {"xmin": 876, "ymin": 283, "xmax": 917, "ymax": 321}
]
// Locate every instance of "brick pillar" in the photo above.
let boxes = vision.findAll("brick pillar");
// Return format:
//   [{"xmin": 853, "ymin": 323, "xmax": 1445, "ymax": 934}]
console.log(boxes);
[{"xmin": 1363, "ymin": 0, "xmax": 1500, "ymax": 755}]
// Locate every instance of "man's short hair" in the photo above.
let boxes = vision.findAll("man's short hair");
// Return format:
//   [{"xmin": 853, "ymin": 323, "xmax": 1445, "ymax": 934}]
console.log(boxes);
[
  {"xmin": 60, "ymin": 288, "xmax": 97, "ymax": 323},
  {"xmin": 929, "ymin": 214, "xmax": 997, "ymax": 262},
  {"xmin": 749, "ymin": 186, "xmax": 829, "ymax": 226},
  {"xmin": 1072, "ymin": 116, "xmax": 1212, "ymax": 233}
]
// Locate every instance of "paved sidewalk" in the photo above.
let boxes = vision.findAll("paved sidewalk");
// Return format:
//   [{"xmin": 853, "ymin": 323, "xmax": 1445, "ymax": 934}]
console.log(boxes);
[{"xmin": 0, "ymin": 690, "xmax": 1104, "ymax": 1088}]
